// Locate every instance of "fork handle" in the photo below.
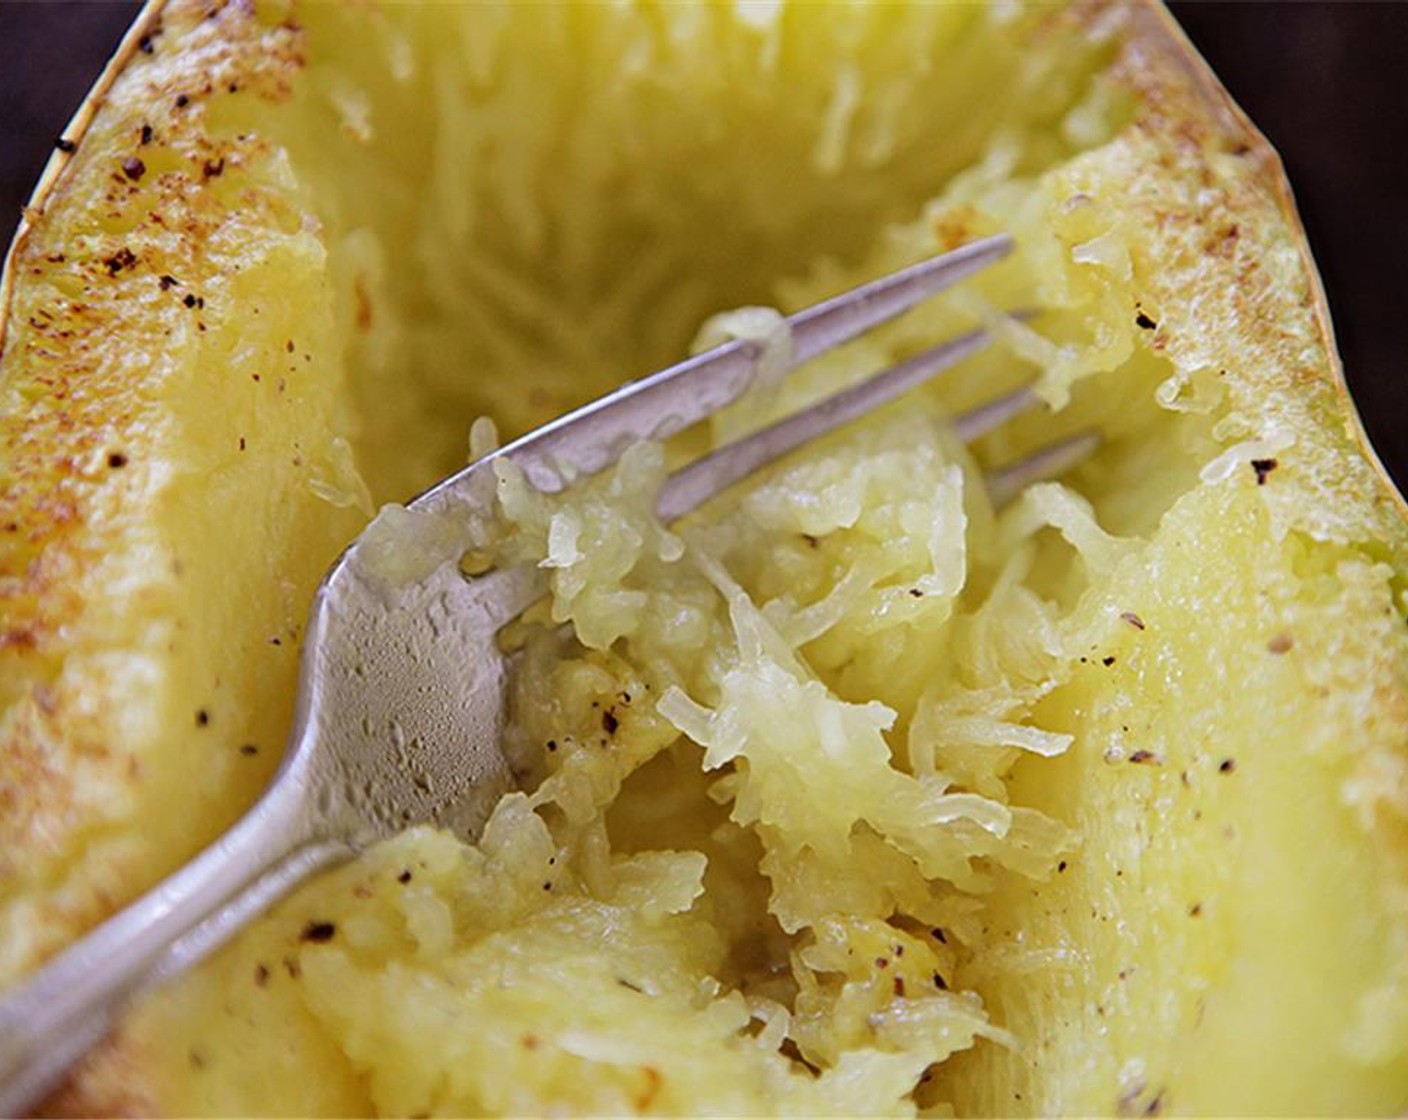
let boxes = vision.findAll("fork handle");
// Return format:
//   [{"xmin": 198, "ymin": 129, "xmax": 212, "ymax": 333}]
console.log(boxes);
[{"xmin": 0, "ymin": 786, "xmax": 351, "ymax": 1117}]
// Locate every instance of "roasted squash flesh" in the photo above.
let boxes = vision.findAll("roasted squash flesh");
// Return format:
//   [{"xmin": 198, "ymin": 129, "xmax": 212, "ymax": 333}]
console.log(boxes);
[{"xmin": 3, "ymin": 2, "xmax": 1408, "ymax": 1115}]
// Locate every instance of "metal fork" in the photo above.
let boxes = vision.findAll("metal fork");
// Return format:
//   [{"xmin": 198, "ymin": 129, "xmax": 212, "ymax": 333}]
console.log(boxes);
[{"xmin": 0, "ymin": 233, "xmax": 1095, "ymax": 1113}]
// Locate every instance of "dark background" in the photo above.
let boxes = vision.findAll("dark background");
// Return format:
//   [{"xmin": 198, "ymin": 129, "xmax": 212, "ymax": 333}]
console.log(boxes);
[{"xmin": 2, "ymin": 3, "xmax": 1406, "ymax": 490}]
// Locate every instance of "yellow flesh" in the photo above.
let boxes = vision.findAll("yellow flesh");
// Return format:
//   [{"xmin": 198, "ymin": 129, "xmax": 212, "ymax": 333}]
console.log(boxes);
[{"xmin": 3, "ymin": 1, "xmax": 1408, "ymax": 1115}]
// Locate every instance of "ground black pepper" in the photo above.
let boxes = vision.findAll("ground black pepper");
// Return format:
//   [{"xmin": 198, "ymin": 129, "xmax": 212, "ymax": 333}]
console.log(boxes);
[{"xmin": 104, "ymin": 248, "xmax": 137, "ymax": 275}]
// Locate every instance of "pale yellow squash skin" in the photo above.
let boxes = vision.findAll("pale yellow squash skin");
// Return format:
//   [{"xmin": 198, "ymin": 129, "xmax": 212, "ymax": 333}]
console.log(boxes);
[{"xmin": 2, "ymin": 1, "xmax": 1407, "ymax": 1116}]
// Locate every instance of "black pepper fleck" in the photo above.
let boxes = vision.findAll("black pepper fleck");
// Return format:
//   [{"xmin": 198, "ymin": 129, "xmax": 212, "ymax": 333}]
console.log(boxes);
[
  {"xmin": 195, "ymin": 708, "xmax": 210, "ymax": 727},
  {"xmin": 121, "ymin": 156, "xmax": 146, "ymax": 182},
  {"xmin": 104, "ymin": 247, "xmax": 137, "ymax": 275},
  {"xmin": 140, "ymin": 123, "xmax": 154, "ymax": 145},
  {"xmin": 932, "ymin": 971, "xmax": 948, "ymax": 990},
  {"xmin": 1251, "ymin": 458, "xmax": 1278, "ymax": 485},
  {"xmin": 602, "ymin": 709, "xmax": 619, "ymax": 735},
  {"xmin": 253, "ymin": 963, "xmax": 269, "ymax": 987},
  {"xmin": 107, "ymin": 452, "xmax": 128, "ymax": 469},
  {"xmin": 175, "ymin": 93, "xmax": 190, "ymax": 108},
  {"xmin": 300, "ymin": 921, "xmax": 336, "ymax": 943},
  {"xmin": 159, "ymin": 274, "xmax": 178, "ymax": 290},
  {"xmin": 1102, "ymin": 655, "xmax": 1116, "ymax": 667},
  {"xmin": 1135, "ymin": 311, "xmax": 1158, "ymax": 331},
  {"xmin": 239, "ymin": 743, "xmax": 258, "ymax": 756},
  {"xmin": 397, "ymin": 869, "xmax": 412, "ymax": 884},
  {"xmin": 1218, "ymin": 758, "xmax": 1237, "ymax": 774}
]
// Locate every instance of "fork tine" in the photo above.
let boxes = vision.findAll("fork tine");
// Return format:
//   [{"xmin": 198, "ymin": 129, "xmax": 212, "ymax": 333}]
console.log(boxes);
[
  {"xmin": 986, "ymin": 430, "xmax": 1102, "ymax": 506},
  {"xmin": 953, "ymin": 383, "xmax": 1043, "ymax": 442},
  {"xmin": 657, "ymin": 311, "xmax": 1097, "ymax": 523},
  {"xmin": 657, "ymin": 324, "xmax": 995, "ymax": 521},
  {"xmin": 787, "ymin": 233, "xmax": 1014, "ymax": 364},
  {"xmin": 467, "ymin": 236, "xmax": 1014, "ymax": 496}
]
